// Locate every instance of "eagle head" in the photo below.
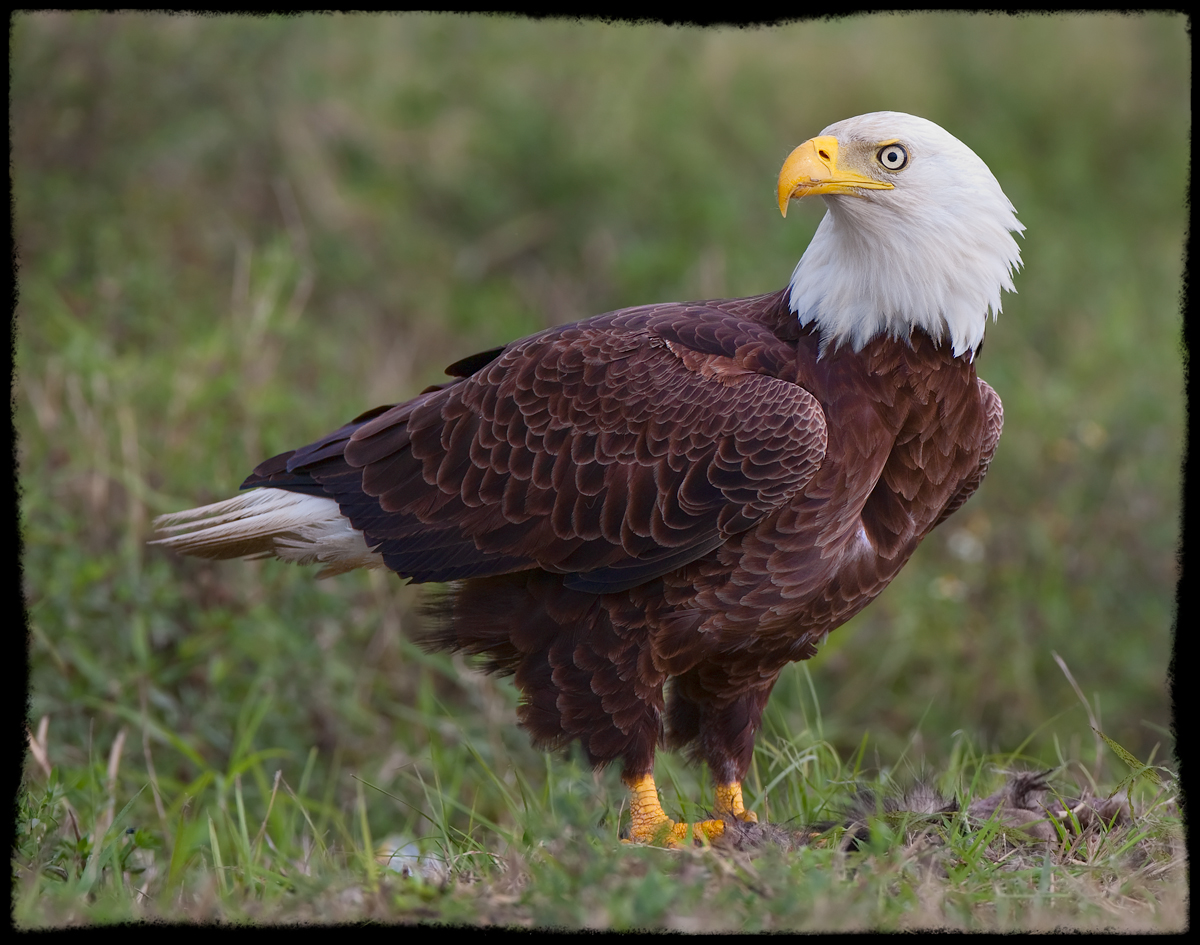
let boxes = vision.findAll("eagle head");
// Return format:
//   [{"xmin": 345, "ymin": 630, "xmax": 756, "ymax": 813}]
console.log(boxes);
[{"xmin": 778, "ymin": 111, "xmax": 1024, "ymax": 358}]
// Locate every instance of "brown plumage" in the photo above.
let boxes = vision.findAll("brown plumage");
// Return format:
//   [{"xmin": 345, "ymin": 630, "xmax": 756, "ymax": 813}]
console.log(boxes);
[
  {"xmin": 153, "ymin": 112, "xmax": 1022, "ymax": 844},
  {"xmin": 245, "ymin": 290, "xmax": 999, "ymax": 776}
]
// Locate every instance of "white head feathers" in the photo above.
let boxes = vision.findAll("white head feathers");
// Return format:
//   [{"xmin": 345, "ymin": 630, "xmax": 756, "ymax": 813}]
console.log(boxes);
[{"xmin": 785, "ymin": 112, "xmax": 1023, "ymax": 357}]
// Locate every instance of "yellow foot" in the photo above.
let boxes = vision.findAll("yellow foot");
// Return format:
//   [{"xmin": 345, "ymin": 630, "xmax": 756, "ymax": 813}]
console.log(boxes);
[
  {"xmin": 623, "ymin": 816, "xmax": 728, "ymax": 846},
  {"xmin": 622, "ymin": 773, "xmax": 756, "ymax": 846},
  {"xmin": 714, "ymin": 781, "xmax": 758, "ymax": 823}
]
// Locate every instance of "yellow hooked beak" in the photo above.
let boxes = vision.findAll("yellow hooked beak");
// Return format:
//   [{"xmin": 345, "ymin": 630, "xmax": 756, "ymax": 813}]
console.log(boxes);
[{"xmin": 777, "ymin": 136, "xmax": 894, "ymax": 217}]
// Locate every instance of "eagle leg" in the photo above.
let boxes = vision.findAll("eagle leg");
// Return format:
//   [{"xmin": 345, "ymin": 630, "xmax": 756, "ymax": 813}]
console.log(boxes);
[
  {"xmin": 621, "ymin": 772, "xmax": 729, "ymax": 846},
  {"xmin": 665, "ymin": 666, "xmax": 775, "ymax": 827}
]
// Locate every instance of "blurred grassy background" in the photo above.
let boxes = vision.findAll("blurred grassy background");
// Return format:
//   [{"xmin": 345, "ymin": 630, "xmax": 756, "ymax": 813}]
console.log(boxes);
[{"xmin": 14, "ymin": 11, "xmax": 1185, "ymax": 894}]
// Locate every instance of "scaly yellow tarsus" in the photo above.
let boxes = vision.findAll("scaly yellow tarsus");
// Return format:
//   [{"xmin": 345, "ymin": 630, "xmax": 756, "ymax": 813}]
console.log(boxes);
[
  {"xmin": 713, "ymin": 781, "xmax": 758, "ymax": 823},
  {"xmin": 622, "ymin": 773, "xmax": 728, "ymax": 846}
]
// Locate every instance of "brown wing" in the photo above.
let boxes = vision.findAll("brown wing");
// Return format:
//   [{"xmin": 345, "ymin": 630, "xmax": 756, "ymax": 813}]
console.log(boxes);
[{"xmin": 247, "ymin": 303, "xmax": 828, "ymax": 594}]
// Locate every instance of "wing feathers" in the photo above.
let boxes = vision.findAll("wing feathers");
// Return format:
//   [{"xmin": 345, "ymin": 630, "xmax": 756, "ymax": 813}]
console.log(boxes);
[{"xmin": 272, "ymin": 303, "xmax": 828, "ymax": 587}]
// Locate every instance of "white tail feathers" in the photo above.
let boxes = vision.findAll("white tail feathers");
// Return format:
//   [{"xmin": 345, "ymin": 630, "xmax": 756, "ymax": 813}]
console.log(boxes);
[{"xmin": 151, "ymin": 489, "xmax": 385, "ymax": 578}]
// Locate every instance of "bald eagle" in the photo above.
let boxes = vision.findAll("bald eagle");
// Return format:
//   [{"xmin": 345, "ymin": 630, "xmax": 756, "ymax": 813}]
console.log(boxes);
[{"xmin": 154, "ymin": 112, "xmax": 1022, "ymax": 845}]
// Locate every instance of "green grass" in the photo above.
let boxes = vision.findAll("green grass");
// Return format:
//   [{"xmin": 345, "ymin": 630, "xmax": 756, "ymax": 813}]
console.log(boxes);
[
  {"xmin": 14, "ymin": 11, "xmax": 1186, "ymax": 929},
  {"xmin": 14, "ymin": 704, "xmax": 1184, "ymax": 929}
]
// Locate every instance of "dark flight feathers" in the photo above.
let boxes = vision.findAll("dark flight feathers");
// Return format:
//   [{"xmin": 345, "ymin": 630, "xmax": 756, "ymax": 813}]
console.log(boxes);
[{"xmin": 244, "ymin": 298, "xmax": 829, "ymax": 595}]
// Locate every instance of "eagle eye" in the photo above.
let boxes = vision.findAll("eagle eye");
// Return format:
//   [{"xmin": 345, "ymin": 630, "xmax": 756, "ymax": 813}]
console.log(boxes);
[{"xmin": 877, "ymin": 144, "xmax": 908, "ymax": 171}]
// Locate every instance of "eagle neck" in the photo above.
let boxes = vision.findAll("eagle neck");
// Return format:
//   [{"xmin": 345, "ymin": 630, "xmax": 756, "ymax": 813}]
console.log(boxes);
[{"xmin": 786, "ymin": 188, "xmax": 1020, "ymax": 359}]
